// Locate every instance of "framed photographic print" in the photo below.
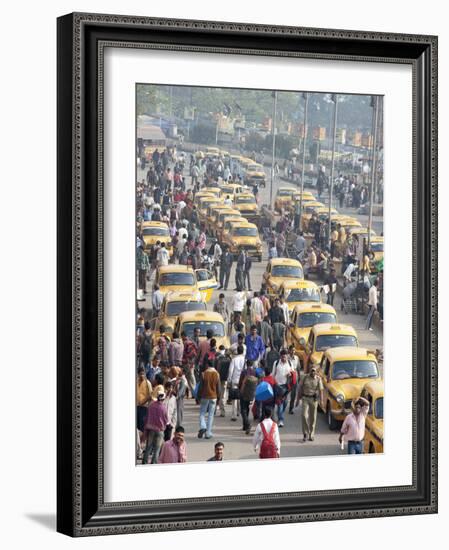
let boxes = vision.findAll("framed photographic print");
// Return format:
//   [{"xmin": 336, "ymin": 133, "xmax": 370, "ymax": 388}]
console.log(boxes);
[{"xmin": 57, "ymin": 12, "xmax": 438, "ymax": 536}]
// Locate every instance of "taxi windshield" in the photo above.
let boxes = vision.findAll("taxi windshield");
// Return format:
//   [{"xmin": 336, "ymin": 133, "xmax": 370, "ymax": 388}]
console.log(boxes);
[
  {"xmin": 159, "ymin": 273, "xmax": 195, "ymax": 286},
  {"xmin": 233, "ymin": 227, "xmax": 258, "ymax": 237},
  {"xmin": 272, "ymin": 265, "xmax": 303, "ymax": 278},
  {"xmin": 371, "ymin": 243, "xmax": 384, "ymax": 252},
  {"xmin": 166, "ymin": 301, "xmax": 206, "ymax": 316},
  {"xmin": 331, "ymin": 360, "xmax": 379, "ymax": 380},
  {"xmin": 278, "ymin": 190, "xmax": 293, "ymax": 197},
  {"xmin": 142, "ymin": 227, "xmax": 169, "ymax": 236},
  {"xmin": 315, "ymin": 334, "xmax": 357, "ymax": 351},
  {"xmin": 182, "ymin": 321, "xmax": 225, "ymax": 337},
  {"xmin": 236, "ymin": 197, "xmax": 256, "ymax": 204},
  {"xmin": 285, "ymin": 288, "xmax": 320, "ymax": 303},
  {"xmin": 375, "ymin": 397, "xmax": 384, "ymax": 419},
  {"xmin": 297, "ymin": 312, "xmax": 336, "ymax": 328}
]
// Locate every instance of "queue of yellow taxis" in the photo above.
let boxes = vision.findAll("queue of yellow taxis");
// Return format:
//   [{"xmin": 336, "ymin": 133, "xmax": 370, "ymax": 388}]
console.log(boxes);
[
  {"xmin": 222, "ymin": 221, "xmax": 263, "ymax": 262},
  {"xmin": 278, "ymin": 279, "xmax": 321, "ymax": 312},
  {"xmin": 149, "ymin": 290, "xmax": 206, "ymax": 344},
  {"xmin": 302, "ymin": 323, "xmax": 358, "ymax": 373},
  {"xmin": 220, "ymin": 182, "xmax": 248, "ymax": 198},
  {"xmin": 285, "ymin": 303, "xmax": 337, "ymax": 364},
  {"xmin": 198, "ymin": 196, "xmax": 223, "ymax": 226},
  {"xmin": 317, "ymin": 346, "xmax": 381, "ymax": 430},
  {"xmin": 174, "ymin": 311, "xmax": 230, "ymax": 349},
  {"xmin": 361, "ymin": 380, "xmax": 384, "ymax": 453},
  {"xmin": 205, "ymin": 204, "xmax": 233, "ymax": 234},
  {"xmin": 214, "ymin": 210, "xmax": 243, "ymax": 240},
  {"xmin": 141, "ymin": 221, "xmax": 172, "ymax": 256},
  {"xmin": 233, "ymin": 193, "xmax": 259, "ymax": 222},
  {"xmin": 154, "ymin": 265, "xmax": 198, "ymax": 296},
  {"xmin": 274, "ymin": 186, "xmax": 296, "ymax": 212},
  {"xmin": 221, "ymin": 217, "xmax": 247, "ymax": 242},
  {"xmin": 199, "ymin": 186, "xmax": 222, "ymax": 198},
  {"xmin": 262, "ymin": 258, "xmax": 304, "ymax": 296},
  {"xmin": 244, "ymin": 162, "xmax": 266, "ymax": 188}
]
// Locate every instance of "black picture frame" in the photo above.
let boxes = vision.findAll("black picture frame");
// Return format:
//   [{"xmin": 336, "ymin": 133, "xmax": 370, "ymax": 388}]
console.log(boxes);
[{"xmin": 57, "ymin": 12, "xmax": 438, "ymax": 536}]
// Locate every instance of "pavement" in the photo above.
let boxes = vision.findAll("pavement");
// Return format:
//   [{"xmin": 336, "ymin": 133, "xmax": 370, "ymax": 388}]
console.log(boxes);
[{"xmin": 136, "ymin": 151, "xmax": 383, "ymax": 463}]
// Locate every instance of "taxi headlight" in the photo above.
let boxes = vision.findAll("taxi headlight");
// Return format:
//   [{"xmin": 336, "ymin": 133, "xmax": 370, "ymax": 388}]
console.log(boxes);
[{"xmin": 336, "ymin": 394, "xmax": 345, "ymax": 405}]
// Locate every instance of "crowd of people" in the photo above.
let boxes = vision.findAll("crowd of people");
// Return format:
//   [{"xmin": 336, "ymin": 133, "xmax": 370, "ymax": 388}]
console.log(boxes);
[{"xmin": 135, "ymin": 146, "xmax": 379, "ymax": 465}]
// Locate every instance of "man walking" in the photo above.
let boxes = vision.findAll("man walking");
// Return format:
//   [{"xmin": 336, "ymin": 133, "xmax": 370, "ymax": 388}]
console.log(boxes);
[
  {"xmin": 243, "ymin": 254, "xmax": 253, "ymax": 291},
  {"xmin": 366, "ymin": 279, "xmax": 379, "ymax": 330},
  {"xmin": 339, "ymin": 396, "xmax": 370, "ymax": 454},
  {"xmin": 253, "ymin": 406, "xmax": 280, "ymax": 459},
  {"xmin": 215, "ymin": 346, "xmax": 231, "ymax": 417},
  {"xmin": 197, "ymin": 359, "xmax": 221, "ymax": 439},
  {"xmin": 272, "ymin": 349, "xmax": 293, "ymax": 427},
  {"xmin": 218, "ymin": 247, "xmax": 233, "ymax": 290},
  {"xmin": 213, "ymin": 293, "xmax": 230, "ymax": 326},
  {"xmin": 227, "ymin": 345, "xmax": 246, "ymax": 421},
  {"xmin": 137, "ymin": 245, "xmax": 150, "ymax": 294},
  {"xmin": 245, "ymin": 325, "xmax": 266, "ymax": 367},
  {"xmin": 235, "ymin": 249, "xmax": 247, "ymax": 290},
  {"xmin": 152, "ymin": 284, "xmax": 164, "ymax": 318},
  {"xmin": 143, "ymin": 390, "xmax": 168, "ymax": 464},
  {"xmin": 297, "ymin": 366, "xmax": 324, "ymax": 442}
]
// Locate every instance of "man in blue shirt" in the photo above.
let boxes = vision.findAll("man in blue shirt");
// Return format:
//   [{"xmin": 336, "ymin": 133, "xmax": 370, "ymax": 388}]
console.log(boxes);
[{"xmin": 245, "ymin": 325, "xmax": 266, "ymax": 366}]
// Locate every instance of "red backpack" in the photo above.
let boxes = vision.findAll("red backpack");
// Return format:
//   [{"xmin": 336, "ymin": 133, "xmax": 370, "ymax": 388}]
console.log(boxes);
[{"xmin": 259, "ymin": 422, "xmax": 279, "ymax": 459}]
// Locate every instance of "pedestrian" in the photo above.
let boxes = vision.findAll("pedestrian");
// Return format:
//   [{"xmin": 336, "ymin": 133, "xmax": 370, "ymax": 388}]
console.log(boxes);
[
  {"xmin": 163, "ymin": 381, "xmax": 178, "ymax": 441},
  {"xmin": 227, "ymin": 345, "xmax": 246, "ymax": 421},
  {"xmin": 156, "ymin": 242, "xmax": 170, "ymax": 267},
  {"xmin": 170, "ymin": 366, "xmax": 187, "ymax": 427},
  {"xmin": 287, "ymin": 345, "xmax": 301, "ymax": 414},
  {"xmin": 235, "ymin": 249, "xmax": 247, "ymax": 290},
  {"xmin": 259, "ymin": 315, "xmax": 273, "ymax": 349},
  {"xmin": 243, "ymin": 254, "xmax": 253, "ymax": 291},
  {"xmin": 268, "ymin": 241, "xmax": 278, "ymax": 259},
  {"xmin": 152, "ymin": 284, "xmax": 164, "ymax": 317},
  {"xmin": 142, "ymin": 390, "xmax": 168, "ymax": 464},
  {"xmin": 136, "ymin": 245, "xmax": 150, "ymax": 294},
  {"xmin": 168, "ymin": 331, "xmax": 184, "ymax": 366},
  {"xmin": 241, "ymin": 298, "xmax": 252, "ymax": 334},
  {"xmin": 269, "ymin": 297, "xmax": 285, "ymax": 325},
  {"xmin": 215, "ymin": 346, "xmax": 231, "ymax": 417},
  {"xmin": 239, "ymin": 362, "xmax": 258, "ymax": 434},
  {"xmin": 245, "ymin": 325, "xmax": 266, "ymax": 366},
  {"xmin": 197, "ymin": 329, "xmax": 213, "ymax": 372},
  {"xmin": 232, "ymin": 289, "xmax": 247, "ymax": 318},
  {"xmin": 155, "ymin": 325, "xmax": 170, "ymax": 364},
  {"xmin": 295, "ymin": 232, "xmax": 306, "ymax": 255},
  {"xmin": 250, "ymin": 292, "xmax": 264, "ymax": 326},
  {"xmin": 253, "ymin": 406, "xmax": 280, "ymax": 459},
  {"xmin": 138, "ymin": 321, "xmax": 153, "ymax": 369},
  {"xmin": 136, "ymin": 366, "xmax": 152, "ymax": 434},
  {"xmin": 218, "ymin": 248, "xmax": 233, "ymax": 290},
  {"xmin": 213, "ymin": 293, "xmax": 231, "ymax": 326},
  {"xmin": 324, "ymin": 268, "xmax": 338, "ymax": 306},
  {"xmin": 180, "ymin": 331, "xmax": 198, "ymax": 396},
  {"xmin": 297, "ymin": 366, "xmax": 324, "ymax": 442},
  {"xmin": 366, "ymin": 279, "xmax": 379, "ymax": 330},
  {"xmin": 158, "ymin": 425, "xmax": 187, "ymax": 464},
  {"xmin": 272, "ymin": 349, "xmax": 293, "ymax": 427},
  {"xmin": 339, "ymin": 396, "xmax": 370, "ymax": 454},
  {"xmin": 271, "ymin": 321, "xmax": 285, "ymax": 352},
  {"xmin": 197, "ymin": 359, "xmax": 221, "ymax": 439},
  {"xmin": 207, "ymin": 441, "xmax": 225, "ymax": 461}
]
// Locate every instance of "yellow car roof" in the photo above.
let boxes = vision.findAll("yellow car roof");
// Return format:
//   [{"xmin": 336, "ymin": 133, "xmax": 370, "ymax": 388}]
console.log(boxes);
[
  {"xmin": 277, "ymin": 187, "xmax": 296, "ymax": 194},
  {"xmin": 292, "ymin": 303, "xmax": 337, "ymax": 315},
  {"xmin": 220, "ymin": 209, "xmax": 240, "ymax": 216},
  {"xmin": 236, "ymin": 193, "xmax": 256, "ymax": 199},
  {"xmin": 164, "ymin": 291, "xmax": 204, "ymax": 302},
  {"xmin": 141, "ymin": 221, "xmax": 169, "ymax": 228},
  {"xmin": 158, "ymin": 265, "xmax": 194, "ymax": 274},
  {"xmin": 280, "ymin": 279, "xmax": 319, "ymax": 290},
  {"xmin": 224, "ymin": 216, "xmax": 247, "ymax": 224},
  {"xmin": 324, "ymin": 346, "xmax": 377, "ymax": 362},
  {"xmin": 350, "ymin": 227, "xmax": 377, "ymax": 235},
  {"xmin": 178, "ymin": 311, "xmax": 225, "ymax": 323},
  {"xmin": 363, "ymin": 380, "xmax": 384, "ymax": 398},
  {"xmin": 311, "ymin": 323, "xmax": 358, "ymax": 337},
  {"xmin": 371, "ymin": 236, "xmax": 384, "ymax": 243},
  {"xmin": 231, "ymin": 221, "xmax": 258, "ymax": 229},
  {"xmin": 270, "ymin": 258, "xmax": 302, "ymax": 267}
]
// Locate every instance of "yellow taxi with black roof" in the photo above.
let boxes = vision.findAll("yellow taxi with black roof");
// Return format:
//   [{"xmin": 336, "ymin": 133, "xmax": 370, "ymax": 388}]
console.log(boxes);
[
  {"xmin": 303, "ymin": 323, "xmax": 358, "ymax": 373},
  {"xmin": 362, "ymin": 380, "xmax": 384, "ymax": 453}
]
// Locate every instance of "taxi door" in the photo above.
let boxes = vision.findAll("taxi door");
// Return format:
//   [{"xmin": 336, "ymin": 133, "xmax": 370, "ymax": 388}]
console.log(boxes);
[{"xmin": 195, "ymin": 269, "xmax": 218, "ymax": 302}]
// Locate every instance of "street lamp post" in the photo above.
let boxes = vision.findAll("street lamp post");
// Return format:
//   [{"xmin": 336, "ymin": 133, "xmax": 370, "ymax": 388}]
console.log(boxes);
[
  {"xmin": 299, "ymin": 92, "xmax": 309, "ymax": 231},
  {"xmin": 368, "ymin": 96, "xmax": 379, "ymax": 250},
  {"xmin": 270, "ymin": 90, "xmax": 278, "ymax": 208},
  {"xmin": 328, "ymin": 94, "xmax": 339, "ymax": 250}
]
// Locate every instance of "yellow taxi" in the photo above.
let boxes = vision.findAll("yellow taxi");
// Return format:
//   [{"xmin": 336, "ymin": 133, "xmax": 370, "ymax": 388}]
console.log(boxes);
[
  {"xmin": 339, "ymin": 217, "xmax": 363, "ymax": 231},
  {"xmin": 195, "ymin": 190, "xmax": 216, "ymax": 202},
  {"xmin": 206, "ymin": 204, "xmax": 233, "ymax": 234},
  {"xmin": 220, "ymin": 183, "xmax": 248, "ymax": 198},
  {"xmin": 362, "ymin": 380, "xmax": 384, "ymax": 453},
  {"xmin": 233, "ymin": 193, "xmax": 259, "ymax": 222},
  {"xmin": 292, "ymin": 190, "xmax": 315, "ymax": 203},
  {"xmin": 262, "ymin": 258, "xmax": 304, "ymax": 295},
  {"xmin": 174, "ymin": 310, "xmax": 230, "ymax": 349},
  {"xmin": 244, "ymin": 162, "xmax": 266, "ymax": 188},
  {"xmin": 205, "ymin": 146, "xmax": 220, "ymax": 157},
  {"xmin": 368, "ymin": 236, "xmax": 384, "ymax": 266},
  {"xmin": 141, "ymin": 221, "xmax": 172, "ymax": 256},
  {"xmin": 223, "ymin": 221, "xmax": 263, "ymax": 262},
  {"xmin": 155, "ymin": 265, "xmax": 198, "ymax": 296},
  {"xmin": 349, "ymin": 226, "xmax": 377, "ymax": 238},
  {"xmin": 214, "ymin": 210, "xmax": 242, "ymax": 240},
  {"xmin": 198, "ymin": 196, "xmax": 223, "ymax": 225},
  {"xmin": 285, "ymin": 303, "xmax": 337, "ymax": 362},
  {"xmin": 274, "ymin": 186, "xmax": 296, "ymax": 212},
  {"xmin": 303, "ymin": 323, "xmax": 358, "ymax": 373},
  {"xmin": 220, "ymin": 216, "xmax": 248, "ymax": 242},
  {"xmin": 303, "ymin": 206, "xmax": 339, "ymax": 230},
  {"xmin": 317, "ymin": 347, "xmax": 381, "ymax": 430},
  {"xmin": 194, "ymin": 268, "xmax": 219, "ymax": 302},
  {"xmin": 200, "ymin": 186, "xmax": 222, "ymax": 198},
  {"xmin": 150, "ymin": 290, "xmax": 206, "ymax": 344},
  {"xmin": 194, "ymin": 150, "xmax": 205, "ymax": 159},
  {"xmin": 279, "ymin": 280, "xmax": 321, "ymax": 311}
]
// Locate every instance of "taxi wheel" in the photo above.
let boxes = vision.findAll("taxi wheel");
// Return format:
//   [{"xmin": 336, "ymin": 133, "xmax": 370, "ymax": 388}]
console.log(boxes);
[{"xmin": 326, "ymin": 402, "xmax": 338, "ymax": 431}]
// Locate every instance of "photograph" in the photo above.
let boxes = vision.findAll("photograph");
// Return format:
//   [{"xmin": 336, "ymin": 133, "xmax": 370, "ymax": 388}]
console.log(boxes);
[{"xmin": 135, "ymin": 84, "xmax": 384, "ymax": 465}]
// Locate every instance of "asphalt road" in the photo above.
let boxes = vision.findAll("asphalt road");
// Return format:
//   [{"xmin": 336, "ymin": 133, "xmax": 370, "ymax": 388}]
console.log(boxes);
[{"xmin": 136, "ymin": 153, "xmax": 383, "ymax": 463}]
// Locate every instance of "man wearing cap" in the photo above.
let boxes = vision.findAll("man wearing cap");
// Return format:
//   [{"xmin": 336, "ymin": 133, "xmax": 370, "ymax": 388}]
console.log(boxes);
[
  {"xmin": 142, "ymin": 390, "xmax": 169, "ymax": 464},
  {"xmin": 158, "ymin": 426, "xmax": 187, "ymax": 464},
  {"xmin": 297, "ymin": 367, "xmax": 324, "ymax": 442}
]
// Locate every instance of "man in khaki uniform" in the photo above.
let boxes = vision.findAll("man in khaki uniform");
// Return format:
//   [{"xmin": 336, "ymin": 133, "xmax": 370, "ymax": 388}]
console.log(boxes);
[{"xmin": 296, "ymin": 367, "xmax": 324, "ymax": 442}]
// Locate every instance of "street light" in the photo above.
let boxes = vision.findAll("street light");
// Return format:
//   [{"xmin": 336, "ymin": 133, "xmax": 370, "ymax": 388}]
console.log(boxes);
[
  {"xmin": 270, "ymin": 90, "xmax": 278, "ymax": 208},
  {"xmin": 368, "ymin": 95, "xmax": 379, "ymax": 250},
  {"xmin": 328, "ymin": 94, "xmax": 339, "ymax": 250},
  {"xmin": 299, "ymin": 92, "xmax": 309, "ymax": 231}
]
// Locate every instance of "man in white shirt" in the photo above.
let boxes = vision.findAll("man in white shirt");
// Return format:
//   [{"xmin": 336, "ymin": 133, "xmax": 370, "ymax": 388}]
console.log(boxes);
[
  {"xmin": 366, "ymin": 279, "xmax": 379, "ymax": 331},
  {"xmin": 232, "ymin": 290, "xmax": 247, "ymax": 316},
  {"xmin": 227, "ymin": 345, "xmax": 246, "ymax": 421},
  {"xmin": 272, "ymin": 350, "xmax": 293, "ymax": 427},
  {"xmin": 279, "ymin": 296, "xmax": 290, "ymax": 326},
  {"xmin": 156, "ymin": 243, "xmax": 170, "ymax": 267},
  {"xmin": 224, "ymin": 194, "xmax": 233, "ymax": 206},
  {"xmin": 343, "ymin": 261, "xmax": 357, "ymax": 284},
  {"xmin": 178, "ymin": 223, "xmax": 188, "ymax": 241}
]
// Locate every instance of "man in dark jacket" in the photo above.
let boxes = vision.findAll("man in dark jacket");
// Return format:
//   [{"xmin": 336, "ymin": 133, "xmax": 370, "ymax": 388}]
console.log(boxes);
[
  {"xmin": 269, "ymin": 298, "xmax": 285, "ymax": 325},
  {"xmin": 214, "ymin": 346, "xmax": 231, "ymax": 417},
  {"xmin": 235, "ymin": 249, "xmax": 247, "ymax": 290},
  {"xmin": 243, "ymin": 254, "xmax": 253, "ymax": 291},
  {"xmin": 218, "ymin": 248, "xmax": 233, "ymax": 291}
]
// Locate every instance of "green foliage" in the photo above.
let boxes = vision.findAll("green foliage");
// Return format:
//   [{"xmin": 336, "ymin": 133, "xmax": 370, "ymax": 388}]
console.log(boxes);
[{"xmin": 190, "ymin": 124, "xmax": 216, "ymax": 145}]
